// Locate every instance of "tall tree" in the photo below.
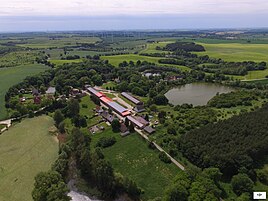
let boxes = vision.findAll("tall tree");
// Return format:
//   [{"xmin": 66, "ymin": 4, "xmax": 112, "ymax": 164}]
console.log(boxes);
[{"xmin": 32, "ymin": 171, "xmax": 70, "ymax": 201}]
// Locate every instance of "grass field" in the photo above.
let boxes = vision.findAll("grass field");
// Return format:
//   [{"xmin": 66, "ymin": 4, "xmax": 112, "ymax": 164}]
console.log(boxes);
[
  {"xmin": 0, "ymin": 64, "xmax": 48, "ymax": 120},
  {"xmin": 139, "ymin": 41, "xmax": 173, "ymax": 54},
  {"xmin": 90, "ymin": 129, "xmax": 180, "ymax": 200},
  {"xmin": 244, "ymin": 78, "xmax": 268, "ymax": 84},
  {"xmin": 0, "ymin": 116, "xmax": 58, "ymax": 201},
  {"xmin": 50, "ymin": 59, "xmax": 83, "ymax": 66},
  {"xmin": 195, "ymin": 43, "xmax": 268, "ymax": 63},
  {"xmin": 17, "ymin": 36, "xmax": 101, "ymax": 49},
  {"xmin": 102, "ymin": 54, "xmax": 190, "ymax": 71}
]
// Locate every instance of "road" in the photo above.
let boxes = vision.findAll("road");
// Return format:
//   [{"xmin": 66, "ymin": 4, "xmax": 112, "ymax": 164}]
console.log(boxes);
[{"xmin": 135, "ymin": 128, "xmax": 185, "ymax": 171}]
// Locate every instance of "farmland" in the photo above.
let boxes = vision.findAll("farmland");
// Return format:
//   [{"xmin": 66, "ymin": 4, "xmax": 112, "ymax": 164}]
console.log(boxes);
[
  {"xmin": 90, "ymin": 128, "xmax": 180, "ymax": 200},
  {"xmin": 0, "ymin": 64, "xmax": 49, "ymax": 120},
  {"xmin": 16, "ymin": 36, "xmax": 101, "ymax": 49},
  {"xmin": 0, "ymin": 116, "xmax": 58, "ymax": 201},
  {"xmin": 195, "ymin": 42, "xmax": 268, "ymax": 63}
]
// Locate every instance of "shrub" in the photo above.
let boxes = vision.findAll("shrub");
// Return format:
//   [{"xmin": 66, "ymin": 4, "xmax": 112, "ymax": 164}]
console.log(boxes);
[
  {"xmin": 96, "ymin": 137, "xmax": 116, "ymax": 148},
  {"xmin": 159, "ymin": 152, "xmax": 171, "ymax": 164}
]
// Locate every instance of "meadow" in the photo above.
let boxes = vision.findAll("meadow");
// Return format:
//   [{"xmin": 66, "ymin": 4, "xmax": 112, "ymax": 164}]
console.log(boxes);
[
  {"xmin": 0, "ymin": 116, "xmax": 58, "ymax": 201},
  {"xmin": 50, "ymin": 59, "xmax": 83, "ymax": 66},
  {"xmin": 139, "ymin": 41, "xmax": 173, "ymax": 54},
  {"xmin": 90, "ymin": 128, "xmax": 180, "ymax": 200},
  {"xmin": 17, "ymin": 36, "xmax": 101, "ymax": 49},
  {"xmin": 0, "ymin": 64, "xmax": 48, "ymax": 120},
  {"xmin": 195, "ymin": 42, "xmax": 268, "ymax": 63},
  {"xmin": 101, "ymin": 54, "xmax": 190, "ymax": 71}
]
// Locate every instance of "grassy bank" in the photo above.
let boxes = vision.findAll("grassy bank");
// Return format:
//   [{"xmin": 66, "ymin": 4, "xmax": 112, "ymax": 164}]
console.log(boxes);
[{"xmin": 0, "ymin": 116, "xmax": 58, "ymax": 201}]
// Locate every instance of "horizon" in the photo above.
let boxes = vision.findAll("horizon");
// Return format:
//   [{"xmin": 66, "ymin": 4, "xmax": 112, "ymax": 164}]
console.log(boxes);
[{"xmin": 1, "ymin": 0, "xmax": 268, "ymax": 31}]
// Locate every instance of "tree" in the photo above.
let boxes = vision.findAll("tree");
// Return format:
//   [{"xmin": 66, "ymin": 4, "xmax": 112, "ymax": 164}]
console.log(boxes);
[
  {"xmin": 164, "ymin": 183, "xmax": 188, "ymax": 201},
  {"xmin": 123, "ymin": 178, "xmax": 142, "ymax": 200},
  {"xmin": 93, "ymin": 160, "xmax": 116, "ymax": 197},
  {"xmin": 111, "ymin": 119, "xmax": 120, "ymax": 132},
  {"xmin": 125, "ymin": 117, "xmax": 129, "ymax": 127},
  {"xmin": 54, "ymin": 110, "xmax": 64, "ymax": 127},
  {"xmin": 153, "ymin": 95, "xmax": 169, "ymax": 105},
  {"xmin": 149, "ymin": 104, "xmax": 158, "ymax": 112},
  {"xmin": 145, "ymin": 114, "xmax": 149, "ymax": 121},
  {"xmin": 58, "ymin": 121, "xmax": 65, "ymax": 133},
  {"xmin": 231, "ymin": 173, "xmax": 254, "ymax": 195},
  {"xmin": 67, "ymin": 99, "xmax": 80, "ymax": 117},
  {"xmin": 129, "ymin": 123, "xmax": 135, "ymax": 133},
  {"xmin": 256, "ymin": 169, "xmax": 268, "ymax": 184},
  {"xmin": 32, "ymin": 171, "xmax": 70, "ymax": 201}
]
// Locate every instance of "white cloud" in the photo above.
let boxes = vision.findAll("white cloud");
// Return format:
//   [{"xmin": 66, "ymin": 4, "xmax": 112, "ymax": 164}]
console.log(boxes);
[{"xmin": 0, "ymin": 0, "xmax": 267, "ymax": 16}]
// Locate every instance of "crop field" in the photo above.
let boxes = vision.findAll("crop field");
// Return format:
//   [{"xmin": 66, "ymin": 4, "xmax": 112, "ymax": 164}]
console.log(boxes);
[
  {"xmin": 244, "ymin": 78, "xmax": 268, "ymax": 85},
  {"xmin": 102, "ymin": 54, "xmax": 191, "ymax": 71},
  {"xmin": 0, "ymin": 116, "xmax": 58, "ymax": 201},
  {"xmin": 139, "ymin": 41, "xmax": 173, "ymax": 54},
  {"xmin": 195, "ymin": 43, "xmax": 268, "ymax": 63},
  {"xmin": 90, "ymin": 129, "xmax": 180, "ymax": 200},
  {"xmin": 0, "ymin": 51, "xmax": 38, "ymax": 68},
  {"xmin": 16, "ymin": 36, "xmax": 101, "ymax": 49},
  {"xmin": 0, "ymin": 64, "xmax": 48, "ymax": 120},
  {"xmin": 50, "ymin": 59, "xmax": 83, "ymax": 66}
]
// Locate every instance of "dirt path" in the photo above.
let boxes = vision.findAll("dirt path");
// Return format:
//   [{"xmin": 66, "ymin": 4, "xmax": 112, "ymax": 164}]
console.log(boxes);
[{"xmin": 135, "ymin": 128, "xmax": 185, "ymax": 171}]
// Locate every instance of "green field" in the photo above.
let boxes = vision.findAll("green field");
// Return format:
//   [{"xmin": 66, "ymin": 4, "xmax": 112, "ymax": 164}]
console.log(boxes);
[
  {"xmin": 139, "ymin": 41, "xmax": 173, "ymax": 54},
  {"xmin": 102, "ymin": 54, "xmax": 190, "ymax": 71},
  {"xmin": 17, "ymin": 37, "xmax": 101, "ymax": 49},
  {"xmin": 91, "ymin": 129, "xmax": 180, "ymax": 200},
  {"xmin": 0, "ymin": 64, "xmax": 48, "ymax": 120},
  {"xmin": 196, "ymin": 43, "xmax": 268, "ymax": 63},
  {"xmin": 50, "ymin": 59, "xmax": 83, "ymax": 66},
  {"xmin": 0, "ymin": 116, "xmax": 58, "ymax": 201},
  {"xmin": 244, "ymin": 78, "xmax": 268, "ymax": 84}
]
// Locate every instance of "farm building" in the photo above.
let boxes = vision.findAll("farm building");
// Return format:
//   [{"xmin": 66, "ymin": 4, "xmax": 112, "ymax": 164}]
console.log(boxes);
[
  {"xmin": 87, "ymin": 87, "xmax": 104, "ymax": 98},
  {"xmin": 121, "ymin": 92, "xmax": 142, "ymax": 105},
  {"xmin": 106, "ymin": 101, "xmax": 130, "ymax": 117},
  {"xmin": 88, "ymin": 87, "xmax": 130, "ymax": 117},
  {"xmin": 101, "ymin": 111, "xmax": 115, "ymax": 123},
  {"xmin": 121, "ymin": 92, "xmax": 145, "ymax": 112},
  {"xmin": 127, "ymin": 115, "xmax": 149, "ymax": 129},
  {"xmin": 144, "ymin": 126, "xmax": 155, "ymax": 134}
]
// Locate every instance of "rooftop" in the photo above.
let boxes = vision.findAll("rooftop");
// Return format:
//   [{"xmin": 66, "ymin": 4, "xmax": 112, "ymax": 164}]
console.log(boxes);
[
  {"xmin": 107, "ymin": 101, "xmax": 128, "ymax": 114},
  {"xmin": 121, "ymin": 92, "xmax": 142, "ymax": 105}
]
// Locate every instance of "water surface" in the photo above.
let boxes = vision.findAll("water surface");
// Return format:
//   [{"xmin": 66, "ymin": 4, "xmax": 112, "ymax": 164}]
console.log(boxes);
[{"xmin": 165, "ymin": 83, "xmax": 234, "ymax": 106}]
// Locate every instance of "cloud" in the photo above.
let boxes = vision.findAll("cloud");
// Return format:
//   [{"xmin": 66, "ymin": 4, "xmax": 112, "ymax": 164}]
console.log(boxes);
[{"xmin": 0, "ymin": 0, "xmax": 268, "ymax": 16}]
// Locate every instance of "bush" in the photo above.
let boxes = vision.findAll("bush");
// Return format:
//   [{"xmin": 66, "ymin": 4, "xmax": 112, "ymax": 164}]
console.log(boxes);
[
  {"xmin": 159, "ymin": 152, "xmax": 171, "ymax": 164},
  {"xmin": 96, "ymin": 137, "xmax": 116, "ymax": 148},
  {"xmin": 231, "ymin": 173, "xmax": 254, "ymax": 195},
  {"xmin": 256, "ymin": 169, "xmax": 268, "ymax": 184}
]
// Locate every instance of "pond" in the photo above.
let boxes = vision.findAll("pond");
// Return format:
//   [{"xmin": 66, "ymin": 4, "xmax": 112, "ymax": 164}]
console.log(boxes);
[{"xmin": 165, "ymin": 83, "xmax": 234, "ymax": 106}]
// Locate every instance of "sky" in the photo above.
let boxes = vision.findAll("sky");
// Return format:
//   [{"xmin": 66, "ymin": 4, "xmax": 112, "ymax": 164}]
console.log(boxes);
[{"xmin": 0, "ymin": 0, "xmax": 268, "ymax": 31}]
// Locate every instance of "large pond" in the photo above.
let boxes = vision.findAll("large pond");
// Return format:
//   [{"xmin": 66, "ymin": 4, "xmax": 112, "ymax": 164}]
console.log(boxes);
[{"xmin": 165, "ymin": 83, "xmax": 234, "ymax": 106}]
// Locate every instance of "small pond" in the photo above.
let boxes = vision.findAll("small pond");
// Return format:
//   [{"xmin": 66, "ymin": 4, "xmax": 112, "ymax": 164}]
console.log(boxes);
[{"xmin": 165, "ymin": 83, "xmax": 234, "ymax": 106}]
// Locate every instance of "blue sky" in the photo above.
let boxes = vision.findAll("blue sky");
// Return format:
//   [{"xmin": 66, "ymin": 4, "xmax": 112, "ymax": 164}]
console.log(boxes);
[{"xmin": 0, "ymin": 0, "xmax": 268, "ymax": 31}]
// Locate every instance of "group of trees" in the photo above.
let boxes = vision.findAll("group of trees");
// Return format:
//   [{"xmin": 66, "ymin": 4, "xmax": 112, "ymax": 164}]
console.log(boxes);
[
  {"xmin": 164, "ymin": 168, "xmax": 223, "ymax": 201},
  {"xmin": 179, "ymin": 104, "xmax": 268, "ymax": 177},
  {"xmin": 208, "ymin": 90, "xmax": 258, "ymax": 108},
  {"xmin": 162, "ymin": 42, "xmax": 205, "ymax": 52}
]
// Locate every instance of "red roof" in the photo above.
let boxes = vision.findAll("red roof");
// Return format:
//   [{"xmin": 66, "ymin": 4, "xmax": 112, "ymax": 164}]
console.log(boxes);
[
  {"xmin": 96, "ymin": 92, "xmax": 104, "ymax": 98},
  {"xmin": 100, "ymin": 96, "xmax": 112, "ymax": 103},
  {"xmin": 122, "ymin": 111, "xmax": 131, "ymax": 117}
]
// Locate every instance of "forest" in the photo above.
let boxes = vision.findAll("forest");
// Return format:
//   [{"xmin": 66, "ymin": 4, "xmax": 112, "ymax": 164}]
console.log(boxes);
[{"xmin": 180, "ymin": 104, "xmax": 268, "ymax": 176}]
